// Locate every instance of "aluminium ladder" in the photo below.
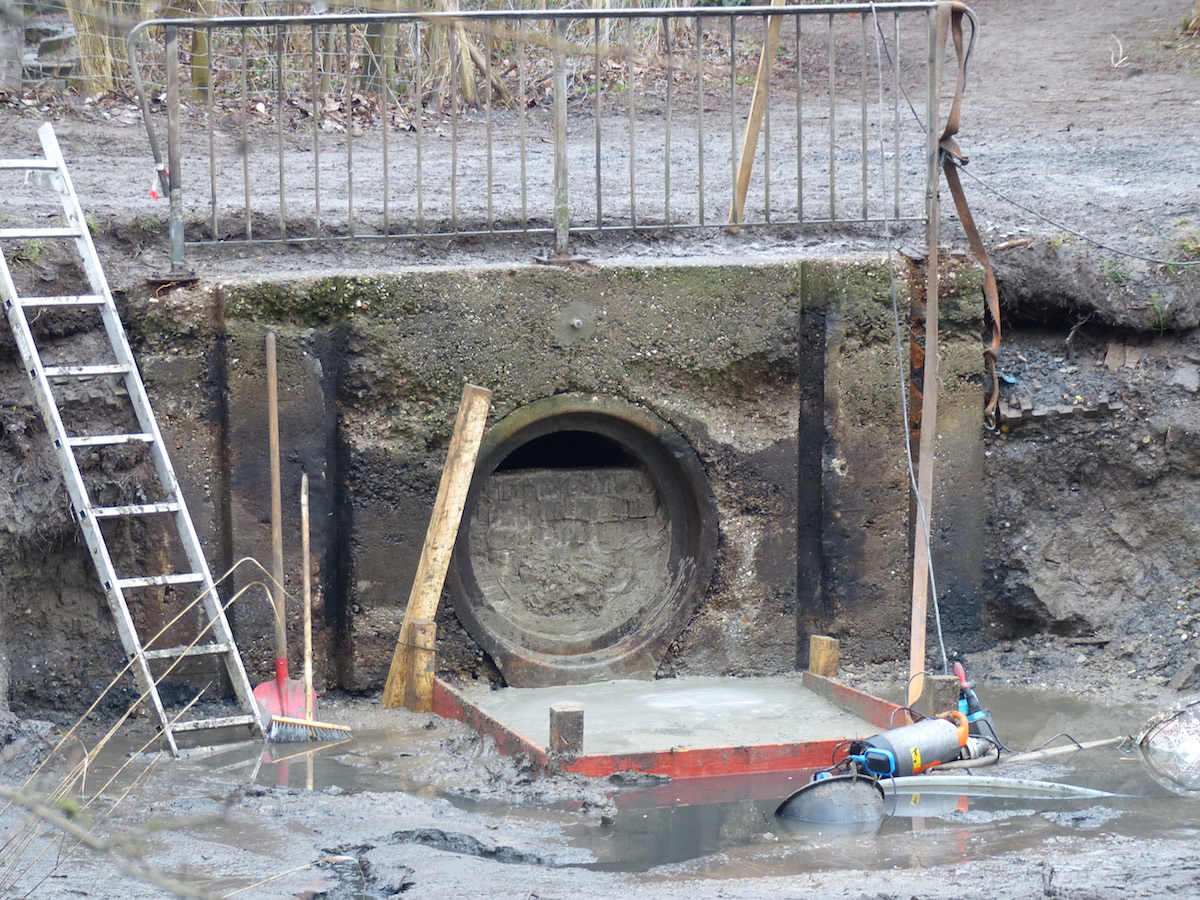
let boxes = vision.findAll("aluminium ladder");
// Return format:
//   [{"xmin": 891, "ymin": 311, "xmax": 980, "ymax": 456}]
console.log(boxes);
[{"xmin": 0, "ymin": 122, "xmax": 263, "ymax": 755}]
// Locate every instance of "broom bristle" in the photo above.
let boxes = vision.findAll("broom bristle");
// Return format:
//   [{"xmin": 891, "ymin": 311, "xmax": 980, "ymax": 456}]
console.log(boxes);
[{"xmin": 267, "ymin": 715, "xmax": 354, "ymax": 743}]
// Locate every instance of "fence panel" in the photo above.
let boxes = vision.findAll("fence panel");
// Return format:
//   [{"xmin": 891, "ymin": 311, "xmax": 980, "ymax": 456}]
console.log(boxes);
[{"xmin": 126, "ymin": 3, "xmax": 949, "ymax": 261}]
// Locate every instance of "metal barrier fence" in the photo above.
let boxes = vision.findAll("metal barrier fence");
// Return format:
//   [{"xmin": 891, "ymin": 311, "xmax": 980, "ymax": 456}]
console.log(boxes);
[{"xmin": 126, "ymin": 3, "xmax": 958, "ymax": 265}]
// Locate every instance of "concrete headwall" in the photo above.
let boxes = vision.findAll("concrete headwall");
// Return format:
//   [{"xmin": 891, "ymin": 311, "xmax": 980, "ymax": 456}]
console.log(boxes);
[{"xmin": 0, "ymin": 257, "xmax": 990, "ymax": 708}]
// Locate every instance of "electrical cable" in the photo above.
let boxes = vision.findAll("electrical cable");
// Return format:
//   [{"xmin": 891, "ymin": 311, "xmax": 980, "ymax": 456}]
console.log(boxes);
[
  {"xmin": 953, "ymin": 165, "xmax": 1200, "ymax": 268},
  {"xmin": 869, "ymin": 2, "xmax": 949, "ymax": 676}
]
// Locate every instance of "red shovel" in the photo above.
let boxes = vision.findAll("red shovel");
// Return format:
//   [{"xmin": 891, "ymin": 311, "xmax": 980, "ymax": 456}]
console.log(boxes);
[{"xmin": 253, "ymin": 331, "xmax": 312, "ymax": 721}]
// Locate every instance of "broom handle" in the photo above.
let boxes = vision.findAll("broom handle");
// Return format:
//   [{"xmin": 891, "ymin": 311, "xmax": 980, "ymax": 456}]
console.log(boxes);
[
  {"xmin": 301, "ymin": 472, "xmax": 314, "ymax": 721},
  {"xmin": 267, "ymin": 332, "xmax": 288, "ymax": 682}
]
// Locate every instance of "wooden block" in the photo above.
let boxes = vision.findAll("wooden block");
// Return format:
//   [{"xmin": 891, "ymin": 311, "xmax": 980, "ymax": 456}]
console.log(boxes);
[
  {"xmin": 915, "ymin": 674, "xmax": 960, "ymax": 718},
  {"xmin": 807, "ymin": 635, "xmax": 840, "ymax": 678},
  {"xmin": 549, "ymin": 704, "xmax": 584, "ymax": 758},
  {"xmin": 404, "ymin": 619, "xmax": 437, "ymax": 713}
]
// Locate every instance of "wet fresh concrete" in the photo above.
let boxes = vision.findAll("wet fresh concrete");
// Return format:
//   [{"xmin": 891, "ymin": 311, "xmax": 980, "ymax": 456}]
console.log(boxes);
[{"xmin": 455, "ymin": 675, "xmax": 878, "ymax": 754}]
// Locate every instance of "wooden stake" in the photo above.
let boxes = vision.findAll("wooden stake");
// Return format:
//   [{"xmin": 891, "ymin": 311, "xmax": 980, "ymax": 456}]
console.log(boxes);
[
  {"xmin": 404, "ymin": 619, "xmax": 437, "ymax": 712},
  {"xmin": 549, "ymin": 704, "xmax": 584, "ymax": 758},
  {"xmin": 807, "ymin": 635, "xmax": 840, "ymax": 679},
  {"xmin": 727, "ymin": 0, "xmax": 786, "ymax": 233},
  {"xmin": 382, "ymin": 383, "xmax": 493, "ymax": 707}
]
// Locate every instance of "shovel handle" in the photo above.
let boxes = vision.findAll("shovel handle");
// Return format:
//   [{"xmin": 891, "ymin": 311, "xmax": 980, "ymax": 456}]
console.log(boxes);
[{"xmin": 267, "ymin": 331, "xmax": 288, "ymax": 664}]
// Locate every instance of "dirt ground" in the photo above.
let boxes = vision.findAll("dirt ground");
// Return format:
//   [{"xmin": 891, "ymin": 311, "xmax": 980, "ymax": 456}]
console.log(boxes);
[{"xmin": 2, "ymin": 0, "xmax": 1200, "ymax": 896}]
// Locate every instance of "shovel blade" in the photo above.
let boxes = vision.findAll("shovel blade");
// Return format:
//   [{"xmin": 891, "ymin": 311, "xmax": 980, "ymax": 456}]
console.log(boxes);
[{"xmin": 253, "ymin": 676, "xmax": 314, "ymax": 720}]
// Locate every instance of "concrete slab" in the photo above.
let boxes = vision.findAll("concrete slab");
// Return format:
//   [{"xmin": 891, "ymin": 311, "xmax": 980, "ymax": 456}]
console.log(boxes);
[
  {"xmin": 456, "ymin": 675, "xmax": 876, "ymax": 755},
  {"xmin": 435, "ymin": 672, "xmax": 902, "ymax": 780}
]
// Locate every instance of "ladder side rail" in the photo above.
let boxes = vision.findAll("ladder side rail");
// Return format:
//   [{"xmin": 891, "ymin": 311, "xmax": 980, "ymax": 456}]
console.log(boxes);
[{"xmin": 0, "ymin": 253, "xmax": 179, "ymax": 753}]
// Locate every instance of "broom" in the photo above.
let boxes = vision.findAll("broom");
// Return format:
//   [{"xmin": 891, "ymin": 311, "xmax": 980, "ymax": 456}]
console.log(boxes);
[{"xmin": 267, "ymin": 476, "xmax": 354, "ymax": 743}]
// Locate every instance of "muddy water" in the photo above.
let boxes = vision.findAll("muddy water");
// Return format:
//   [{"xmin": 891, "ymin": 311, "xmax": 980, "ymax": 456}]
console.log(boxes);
[{"xmin": 71, "ymin": 687, "xmax": 1200, "ymax": 881}]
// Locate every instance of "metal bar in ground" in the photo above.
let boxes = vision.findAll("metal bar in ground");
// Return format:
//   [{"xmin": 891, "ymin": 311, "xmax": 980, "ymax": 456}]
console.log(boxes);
[
  {"xmin": 827, "ymin": 12, "xmax": 836, "ymax": 221},
  {"xmin": 518, "ymin": 23, "xmax": 527, "ymax": 229},
  {"xmin": 594, "ymin": 15, "xmax": 602, "ymax": 231},
  {"xmin": 451, "ymin": 25, "xmax": 459, "ymax": 233},
  {"xmin": 415, "ymin": 23, "xmax": 424, "ymax": 232},
  {"xmin": 729, "ymin": 15, "xmax": 737, "ymax": 224},
  {"xmin": 552, "ymin": 17, "xmax": 569, "ymax": 253},
  {"xmin": 695, "ymin": 16, "xmax": 704, "ymax": 225},
  {"xmin": 346, "ymin": 22, "xmax": 355, "ymax": 237},
  {"xmin": 241, "ymin": 26, "xmax": 251, "ymax": 240},
  {"xmin": 796, "ymin": 13, "xmax": 803, "ymax": 222},
  {"xmin": 311, "ymin": 25, "xmax": 322, "ymax": 234},
  {"xmin": 381, "ymin": 24, "xmax": 390, "ymax": 235},
  {"xmin": 166, "ymin": 26, "xmax": 185, "ymax": 269},
  {"xmin": 860, "ymin": 11, "xmax": 868, "ymax": 220},
  {"xmin": 663, "ymin": 15, "xmax": 672, "ymax": 228},
  {"xmin": 206, "ymin": 25, "xmax": 218, "ymax": 245},
  {"xmin": 892, "ymin": 11, "xmax": 901, "ymax": 218},
  {"xmin": 763, "ymin": 10, "xmax": 771, "ymax": 225},
  {"xmin": 626, "ymin": 17, "xmax": 636, "ymax": 229},
  {"xmin": 276, "ymin": 24, "xmax": 287, "ymax": 239},
  {"xmin": 486, "ymin": 19, "xmax": 494, "ymax": 231}
]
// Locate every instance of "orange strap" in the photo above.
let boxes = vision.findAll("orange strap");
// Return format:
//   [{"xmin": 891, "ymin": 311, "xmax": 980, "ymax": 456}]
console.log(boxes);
[{"xmin": 937, "ymin": 2, "xmax": 1002, "ymax": 424}]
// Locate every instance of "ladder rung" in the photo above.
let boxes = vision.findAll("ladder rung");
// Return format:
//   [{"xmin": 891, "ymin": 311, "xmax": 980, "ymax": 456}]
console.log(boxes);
[
  {"xmin": 170, "ymin": 714, "xmax": 262, "ymax": 734},
  {"xmin": 116, "ymin": 573, "xmax": 206, "ymax": 589},
  {"xmin": 67, "ymin": 433, "xmax": 155, "ymax": 448},
  {"xmin": 0, "ymin": 226, "xmax": 83, "ymax": 239},
  {"xmin": 43, "ymin": 364, "xmax": 131, "ymax": 378},
  {"xmin": 91, "ymin": 501, "xmax": 180, "ymax": 518},
  {"xmin": 0, "ymin": 159, "xmax": 58, "ymax": 171},
  {"xmin": 142, "ymin": 642, "xmax": 234, "ymax": 660},
  {"xmin": 19, "ymin": 294, "xmax": 106, "ymax": 308}
]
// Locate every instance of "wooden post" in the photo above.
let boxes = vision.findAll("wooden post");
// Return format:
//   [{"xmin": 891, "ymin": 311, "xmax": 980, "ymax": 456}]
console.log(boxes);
[
  {"xmin": 382, "ymin": 383, "xmax": 493, "ymax": 708},
  {"xmin": 915, "ymin": 674, "xmax": 959, "ymax": 719},
  {"xmin": 727, "ymin": 0, "xmax": 786, "ymax": 233},
  {"xmin": 549, "ymin": 704, "xmax": 584, "ymax": 758},
  {"xmin": 807, "ymin": 635, "xmax": 840, "ymax": 678},
  {"xmin": 404, "ymin": 619, "xmax": 437, "ymax": 712}
]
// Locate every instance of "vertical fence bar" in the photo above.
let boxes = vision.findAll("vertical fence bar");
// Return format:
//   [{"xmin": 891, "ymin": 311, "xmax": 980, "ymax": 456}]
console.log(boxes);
[
  {"xmin": 345, "ymin": 23, "xmax": 355, "ymax": 237},
  {"xmin": 553, "ymin": 16, "xmax": 569, "ymax": 253},
  {"xmin": 696, "ymin": 16, "xmax": 705, "ymax": 225},
  {"xmin": 729, "ymin": 15, "xmax": 736, "ymax": 223},
  {"xmin": 415, "ymin": 23, "xmax": 424, "ymax": 232},
  {"xmin": 795, "ymin": 13, "xmax": 802, "ymax": 222},
  {"xmin": 381, "ymin": 23, "xmax": 391, "ymax": 235},
  {"xmin": 276, "ymin": 24, "xmax": 286, "ymax": 239},
  {"xmin": 241, "ymin": 26, "xmax": 251, "ymax": 239},
  {"xmin": 626, "ymin": 17, "xmax": 637, "ymax": 229},
  {"xmin": 450, "ymin": 25, "xmax": 460, "ymax": 233},
  {"xmin": 762, "ymin": 11, "xmax": 771, "ymax": 225},
  {"xmin": 663, "ymin": 15, "xmax": 672, "ymax": 228},
  {"xmin": 166, "ymin": 25, "xmax": 185, "ymax": 269},
  {"xmin": 860, "ymin": 11, "xmax": 868, "ymax": 220},
  {"xmin": 206, "ymin": 24, "xmax": 217, "ymax": 244},
  {"xmin": 827, "ymin": 12, "xmax": 835, "ymax": 221},
  {"xmin": 518, "ymin": 22, "xmax": 527, "ymax": 229},
  {"xmin": 311, "ymin": 24, "xmax": 322, "ymax": 234},
  {"xmin": 485, "ymin": 19, "xmax": 494, "ymax": 232},
  {"xmin": 594, "ymin": 15, "xmax": 602, "ymax": 231},
  {"xmin": 893, "ymin": 12, "xmax": 901, "ymax": 219}
]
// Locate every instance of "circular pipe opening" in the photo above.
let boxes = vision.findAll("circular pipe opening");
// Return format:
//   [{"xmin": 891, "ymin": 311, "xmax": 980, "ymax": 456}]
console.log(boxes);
[{"xmin": 449, "ymin": 394, "xmax": 717, "ymax": 686}]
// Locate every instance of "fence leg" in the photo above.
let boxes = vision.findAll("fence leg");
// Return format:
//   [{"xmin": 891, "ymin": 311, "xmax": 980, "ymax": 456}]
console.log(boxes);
[
  {"xmin": 166, "ymin": 26, "xmax": 187, "ymax": 274},
  {"xmin": 552, "ymin": 18, "xmax": 569, "ymax": 256}
]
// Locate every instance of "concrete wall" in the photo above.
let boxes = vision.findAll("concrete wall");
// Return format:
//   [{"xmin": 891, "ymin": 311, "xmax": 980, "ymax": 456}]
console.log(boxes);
[{"xmin": 0, "ymin": 257, "xmax": 990, "ymax": 708}]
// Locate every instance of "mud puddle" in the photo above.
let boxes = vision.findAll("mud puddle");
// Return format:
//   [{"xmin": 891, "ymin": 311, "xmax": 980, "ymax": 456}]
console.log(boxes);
[{"xmin": 61, "ymin": 686, "xmax": 1200, "ymax": 884}]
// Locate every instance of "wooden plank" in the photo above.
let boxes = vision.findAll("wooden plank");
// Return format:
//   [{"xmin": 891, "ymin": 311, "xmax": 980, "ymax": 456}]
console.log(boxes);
[
  {"xmin": 404, "ymin": 619, "xmax": 437, "ymax": 712},
  {"xmin": 727, "ymin": 0, "xmax": 786, "ymax": 233},
  {"xmin": 916, "ymin": 674, "xmax": 960, "ymax": 718},
  {"xmin": 807, "ymin": 635, "xmax": 840, "ymax": 678},
  {"xmin": 382, "ymin": 383, "xmax": 492, "ymax": 707},
  {"xmin": 802, "ymin": 671, "xmax": 901, "ymax": 731}
]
